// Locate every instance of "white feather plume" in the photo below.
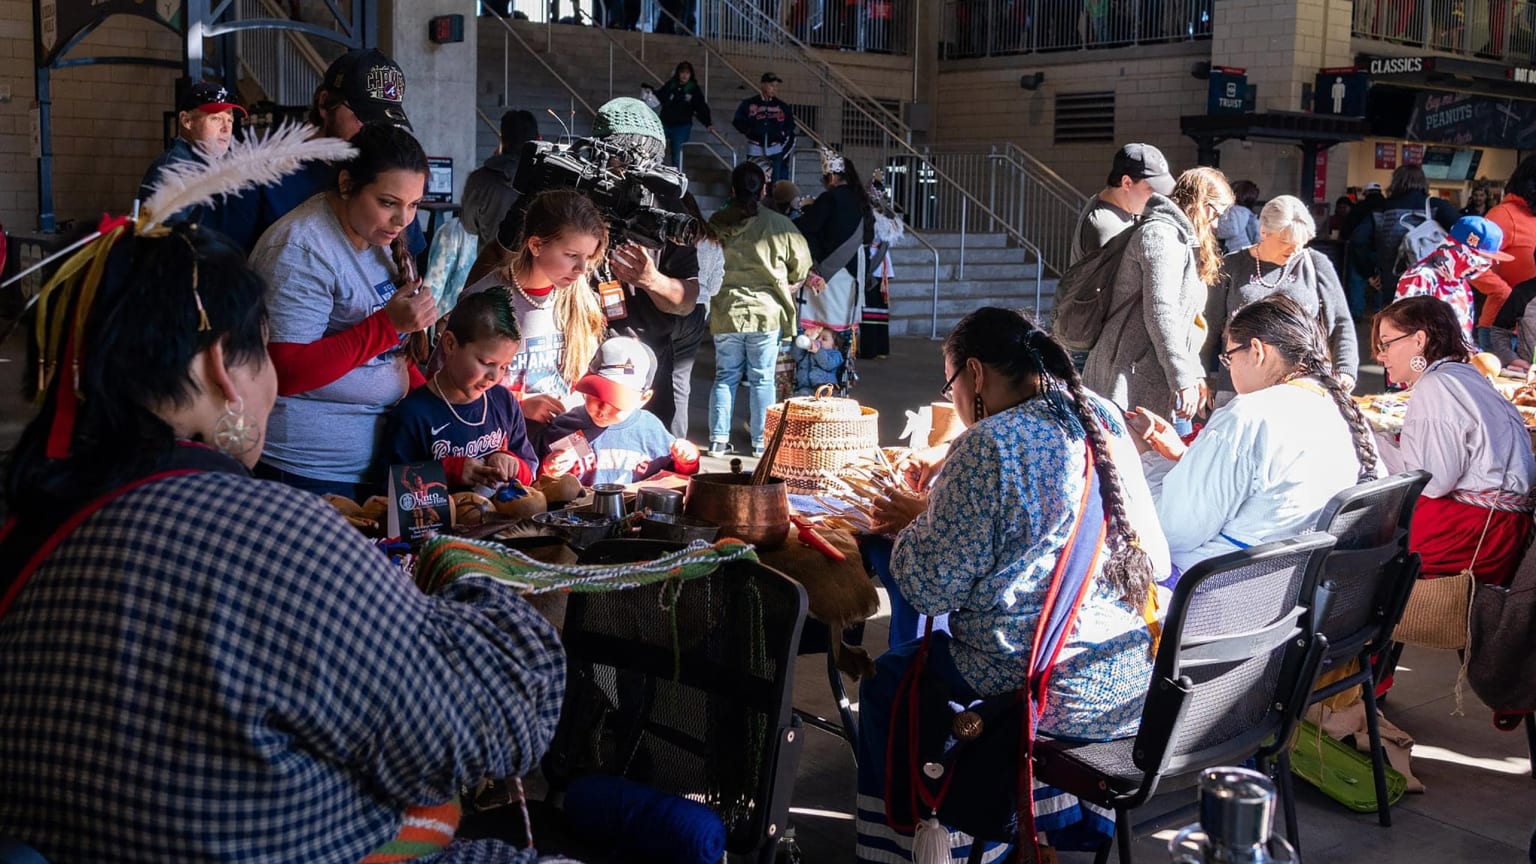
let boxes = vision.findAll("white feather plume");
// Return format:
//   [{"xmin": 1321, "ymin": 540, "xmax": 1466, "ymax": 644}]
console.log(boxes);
[{"xmin": 140, "ymin": 122, "xmax": 357, "ymax": 232}]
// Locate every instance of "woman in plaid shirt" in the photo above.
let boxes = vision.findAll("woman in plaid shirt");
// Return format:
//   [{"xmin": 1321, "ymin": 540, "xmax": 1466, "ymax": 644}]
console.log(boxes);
[{"xmin": 0, "ymin": 224, "xmax": 569, "ymax": 862}]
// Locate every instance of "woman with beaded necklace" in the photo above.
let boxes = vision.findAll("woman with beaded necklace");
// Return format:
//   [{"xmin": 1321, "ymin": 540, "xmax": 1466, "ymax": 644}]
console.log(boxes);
[
  {"xmin": 448, "ymin": 189, "xmax": 609, "ymax": 430},
  {"xmin": 1203, "ymin": 194, "xmax": 1357, "ymax": 405}
]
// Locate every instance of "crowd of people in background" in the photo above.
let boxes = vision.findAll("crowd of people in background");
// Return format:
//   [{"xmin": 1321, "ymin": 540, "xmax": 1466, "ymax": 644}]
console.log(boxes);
[{"xmin": 8, "ymin": 33, "xmax": 1536, "ymax": 864}]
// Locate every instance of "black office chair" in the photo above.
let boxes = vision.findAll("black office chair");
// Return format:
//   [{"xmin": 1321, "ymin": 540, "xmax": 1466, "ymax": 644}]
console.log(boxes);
[
  {"xmin": 537, "ymin": 539, "xmax": 808, "ymax": 864},
  {"xmin": 1304, "ymin": 470, "xmax": 1432, "ymax": 829},
  {"xmin": 1032, "ymin": 534, "xmax": 1336, "ymax": 864}
]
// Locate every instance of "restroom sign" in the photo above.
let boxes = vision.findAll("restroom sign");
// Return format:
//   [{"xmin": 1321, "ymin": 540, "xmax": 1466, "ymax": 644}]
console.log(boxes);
[
  {"xmin": 1208, "ymin": 67, "xmax": 1249, "ymax": 115},
  {"xmin": 1314, "ymin": 68, "xmax": 1368, "ymax": 116}
]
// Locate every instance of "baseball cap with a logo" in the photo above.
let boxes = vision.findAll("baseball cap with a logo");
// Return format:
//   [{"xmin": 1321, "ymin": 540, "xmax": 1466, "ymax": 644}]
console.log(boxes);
[
  {"xmin": 321, "ymin": 48, "xmax": 412, "ymax": 132},
  {"xmin": 1450, "ymin": 215, "xmax": 1515, "ymax": 261},
  {"xmin": 1109, "ymin": 143, "xmax": 1175, "ymax": 196},
  {"xmin": 574, "ymin": 336, "xmax": 658, "ymax": 411},
  {"xmin": 178, "ymin": 81, "xmax": 246, "ymax": 117}
]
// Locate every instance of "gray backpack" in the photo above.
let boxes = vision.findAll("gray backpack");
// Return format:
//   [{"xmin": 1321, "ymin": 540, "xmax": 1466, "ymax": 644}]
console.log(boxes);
[{"xmin": 1050, "ymin": 212, "xmax": 1176, "ymax": 353}]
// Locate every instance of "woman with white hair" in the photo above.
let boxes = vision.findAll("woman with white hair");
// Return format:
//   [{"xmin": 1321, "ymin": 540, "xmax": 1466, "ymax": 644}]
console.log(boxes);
[{"xmin": 1203, "ymin": 194, "xmax": 1358, "ymax": 402}]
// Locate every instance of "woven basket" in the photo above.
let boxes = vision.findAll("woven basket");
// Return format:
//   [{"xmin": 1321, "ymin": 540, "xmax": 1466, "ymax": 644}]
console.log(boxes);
[
  {"xmin": 1393, "ymin": 572, "xmax": 1472, "ymax": 650},
  {"xmin": 764, "ymin": 387, "xmax": 880, "ymax": 493}
]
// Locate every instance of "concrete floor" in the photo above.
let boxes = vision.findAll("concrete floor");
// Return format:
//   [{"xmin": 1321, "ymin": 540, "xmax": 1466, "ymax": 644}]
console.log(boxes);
[{"xmin": 4, "ymin": 323, "xmax": 1533, "ymax": 862}]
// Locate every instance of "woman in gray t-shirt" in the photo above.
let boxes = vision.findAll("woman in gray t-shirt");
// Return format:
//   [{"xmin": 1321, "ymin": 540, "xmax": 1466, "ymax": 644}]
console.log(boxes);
[{"xmin": 249, "ymin": 125, "xmax": 438, "ymax": 498}]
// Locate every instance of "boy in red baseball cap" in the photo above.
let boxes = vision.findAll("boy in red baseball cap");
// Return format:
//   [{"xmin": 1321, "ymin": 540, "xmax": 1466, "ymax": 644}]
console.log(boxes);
[{"xmin": 538, "ymin": 336, "xmax": 699, "ymax": 486}]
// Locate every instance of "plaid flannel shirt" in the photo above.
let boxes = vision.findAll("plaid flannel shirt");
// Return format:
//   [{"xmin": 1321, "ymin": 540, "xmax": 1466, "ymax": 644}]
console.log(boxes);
[{"xmin": 0, "ymin": 471, "xmax": 566, "ymax": 862}]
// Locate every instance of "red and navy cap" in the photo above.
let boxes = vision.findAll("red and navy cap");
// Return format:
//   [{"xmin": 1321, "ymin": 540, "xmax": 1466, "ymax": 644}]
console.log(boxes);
[{"xmin": 178, "ymin": 81, "xmax": 246, "ymax": 117}]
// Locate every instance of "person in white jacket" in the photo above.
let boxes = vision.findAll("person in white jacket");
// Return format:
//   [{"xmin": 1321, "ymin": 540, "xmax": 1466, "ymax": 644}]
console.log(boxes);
[{"xmin": 1130, "ymin": 295, "xmax": 1383, "ymax": 574}]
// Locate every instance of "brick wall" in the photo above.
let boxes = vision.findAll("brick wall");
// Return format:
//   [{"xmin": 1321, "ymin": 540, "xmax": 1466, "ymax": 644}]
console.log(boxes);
[
  {"xmin": 0, "ymin": 0, "xmax": 180, "ymax": 232},
  {"xmin": 931, "ymin": 48, "xmax": 1209, "ymax": 195}
]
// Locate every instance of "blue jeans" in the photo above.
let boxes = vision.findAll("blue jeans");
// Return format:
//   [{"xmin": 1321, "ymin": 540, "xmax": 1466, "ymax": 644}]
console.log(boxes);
[
  {"xmin": 664, "ymin": 123, "xmax": 692, "ymax": 168},
  {"xmin": 709, "ymin": 330, "xmax": 779, "ymax": 450}
]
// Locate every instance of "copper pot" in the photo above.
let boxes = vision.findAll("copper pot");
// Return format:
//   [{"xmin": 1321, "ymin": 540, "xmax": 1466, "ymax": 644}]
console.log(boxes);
[{"xmin": 684, "ymin": 472, "xmax": 790, "ymax": 549}]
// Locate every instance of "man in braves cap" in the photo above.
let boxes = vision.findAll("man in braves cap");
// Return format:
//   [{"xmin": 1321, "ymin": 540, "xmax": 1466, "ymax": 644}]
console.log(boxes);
[
  {"xmin": 311, "ymin": 48, "xmax": 413, "ymax": 139},
  {"xmin": 138, "ymin": 80, "xmax": 247, "ymax": 213}
]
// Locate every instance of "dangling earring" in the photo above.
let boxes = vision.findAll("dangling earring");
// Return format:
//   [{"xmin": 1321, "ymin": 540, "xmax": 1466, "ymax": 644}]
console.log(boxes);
[
  {"xmin": 214, "ymin": 397, "xmax": 259, "ymax": 458},
  {"xmin": 1409, "ymin": 354, "xmax": 1428, "ymax": 373},
  {"xmin": 973, "ymin": 393, "xmax": 988, "ymax": 422}
]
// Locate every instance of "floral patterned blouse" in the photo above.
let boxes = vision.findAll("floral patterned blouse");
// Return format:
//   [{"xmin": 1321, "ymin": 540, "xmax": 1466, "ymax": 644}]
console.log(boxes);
[{"xmin": 890, "ymin": 396, "xmax": 1168, "ymax": 742}]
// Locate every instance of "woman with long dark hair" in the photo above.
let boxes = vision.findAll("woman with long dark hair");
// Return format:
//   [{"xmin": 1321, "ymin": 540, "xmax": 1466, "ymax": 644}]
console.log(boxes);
[
  {"xmin": 858, "ymin": 307, "xmax": 1170, "ymax": 860},
  {"xmin": 1135, "ymin": 294, "xmax": 1379, "ymax": 571},
  {"xmin": 796, "ymin": 147, "xmax": 876, "ymax": 338},
  {"xmin": 705, "ymin": 161, "xmax": 811, "ymax": 456},
  {"xmin": 0, "ymin": 222, "xmax": 563, "ymax": 862},
  {"xmin": 249, "ymin": 123, "xmax": 438, "ymax": 498}
]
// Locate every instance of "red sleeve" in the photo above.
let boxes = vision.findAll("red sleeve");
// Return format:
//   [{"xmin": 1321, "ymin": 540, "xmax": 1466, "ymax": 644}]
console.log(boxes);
[
  {"xmin": 408, "ymin": 364, "xmax": 427, "ymax": 391},
  {"xmin": 442, "ymin": 456, "xmax": 469, "ymax": 487},
  {"xmin": 267, "ymin": 309, "xmax": 401, "ymax": 397}
]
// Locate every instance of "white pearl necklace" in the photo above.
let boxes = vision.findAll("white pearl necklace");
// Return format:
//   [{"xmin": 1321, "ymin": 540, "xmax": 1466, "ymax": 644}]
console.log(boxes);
[
  {"xmin": 433, "ymin": 372, "xmax": 487, "ymax": 427},
  {"xmin": 510, "ymin": 266, "xmax": 553, "ymax": 310}
]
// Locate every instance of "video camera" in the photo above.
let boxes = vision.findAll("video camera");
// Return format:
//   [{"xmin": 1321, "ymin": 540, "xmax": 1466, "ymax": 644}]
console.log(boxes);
[{"xmin": 513, "ymin": 137, "xmax": 701, "ymax": 249}]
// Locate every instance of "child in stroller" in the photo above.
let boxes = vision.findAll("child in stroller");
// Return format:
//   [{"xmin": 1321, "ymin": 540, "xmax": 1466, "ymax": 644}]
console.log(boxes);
[{"xmin": 791, "ymin": 325, "xmax": 846, "ymax": 395}]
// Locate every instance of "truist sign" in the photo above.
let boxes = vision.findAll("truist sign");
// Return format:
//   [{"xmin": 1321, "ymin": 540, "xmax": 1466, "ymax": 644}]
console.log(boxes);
[{"xmin": 1369, "ymin": 57, "xmax": 1427, "ymax": 75}]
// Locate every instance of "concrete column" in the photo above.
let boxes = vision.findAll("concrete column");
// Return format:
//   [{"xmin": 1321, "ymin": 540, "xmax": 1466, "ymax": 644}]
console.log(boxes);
[
  {"xmin": 381, "ymin": 0, "xmax": 479, "ymax": 199},
  {"xmin": 1209, "ymin": 0, "xmax": 1354, "ymax": 203}
]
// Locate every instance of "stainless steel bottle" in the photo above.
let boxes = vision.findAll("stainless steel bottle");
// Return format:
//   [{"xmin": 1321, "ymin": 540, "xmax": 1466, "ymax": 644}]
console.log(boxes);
[{"xmin": 1168, "ymin": 767, "xmax": 1298, "ymax": 864}]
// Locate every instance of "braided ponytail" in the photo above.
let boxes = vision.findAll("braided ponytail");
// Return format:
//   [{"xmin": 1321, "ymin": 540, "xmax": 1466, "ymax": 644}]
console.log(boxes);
[
  {"xmin": 1303, "ymin": 355, "xmax": 1379, "ymax": 483},
  {"xmin": 946, "ymin": 307, "xmax": 1156, "ymax": 603},
  {"xmin": 1030, "ymin": 330, "xmax": 1157, "ymax": 602}
]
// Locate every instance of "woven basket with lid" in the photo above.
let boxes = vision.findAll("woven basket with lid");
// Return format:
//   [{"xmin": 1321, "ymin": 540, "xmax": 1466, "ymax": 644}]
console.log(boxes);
[{"xmin": 764, "ymin": 386, "xmax": 880, "ymax": 493}]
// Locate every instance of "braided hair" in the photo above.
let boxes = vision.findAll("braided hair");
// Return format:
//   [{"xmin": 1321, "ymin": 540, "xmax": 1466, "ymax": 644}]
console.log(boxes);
[
  {"xmin": 1226, "ymin": 295, "xmax": 1379, "ymax": 483},
  {"xmin": 945, "ymin": 307, "xmax": 1157, "ymax": 602}
]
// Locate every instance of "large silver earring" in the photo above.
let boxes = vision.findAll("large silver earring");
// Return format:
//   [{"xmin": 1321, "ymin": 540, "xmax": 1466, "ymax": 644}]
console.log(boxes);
[
  {"xmin": 1409, "ymin": 354, "xmax": 1428, "ymax": 373},
  {"xmin": 213, "ymin": 397, "xmax": 259, "ymax": 458}
]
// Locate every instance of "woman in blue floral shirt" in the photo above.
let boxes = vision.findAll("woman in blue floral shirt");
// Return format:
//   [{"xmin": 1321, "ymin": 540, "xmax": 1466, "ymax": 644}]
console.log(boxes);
[{"xmin": 856, "ymin": 307, "xmax": 1171, "ymax": 863}]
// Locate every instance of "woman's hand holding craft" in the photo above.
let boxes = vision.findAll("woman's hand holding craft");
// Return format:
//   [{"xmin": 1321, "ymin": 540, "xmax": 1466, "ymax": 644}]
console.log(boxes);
[
  {"xmin": 896, "ymin": 444, "xmax": 948, "ymax": 492},
  {"xmin": 870, "ymin": 487, "xmax": 927, "ymax": 535},
  {"xmin": 1127, "ymin": 407, "xmax": 1186, "ymax": 462},
  {"xmin": 384, "ymin": 280, "xmax": 437, "ymax": 334}
]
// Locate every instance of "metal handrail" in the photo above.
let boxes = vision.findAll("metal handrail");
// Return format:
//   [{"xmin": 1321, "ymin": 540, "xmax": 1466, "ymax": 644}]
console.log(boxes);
[
  {"xmin": 483, "ymin": 11, "xmax": 595, "ymax": 117},
  {"xmin": 655, "ymin": 0, "xmax": 1048, "ymax": 274},
  {"xmin": 573, "ymin": 4, "xmax": 738, "ymax": 174},
  {"xmin": 999, "ymin": 142, "xmax": 1087, "ymax": 209},
  {"xmin": 894, "ymin": 227, "xmax": 943, "ymax": 341}
]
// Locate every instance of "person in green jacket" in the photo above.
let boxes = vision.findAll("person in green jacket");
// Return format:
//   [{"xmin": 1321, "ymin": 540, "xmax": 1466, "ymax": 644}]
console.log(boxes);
[{"xmin": 706, "ymin": 161, "xmax": 811, "ymax": 457}]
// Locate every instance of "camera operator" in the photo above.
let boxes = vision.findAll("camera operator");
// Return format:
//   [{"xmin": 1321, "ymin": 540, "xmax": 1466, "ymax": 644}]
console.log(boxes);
[{"xmin": 494, "ymin": 97, "xmax": 701, "ymax": 430}]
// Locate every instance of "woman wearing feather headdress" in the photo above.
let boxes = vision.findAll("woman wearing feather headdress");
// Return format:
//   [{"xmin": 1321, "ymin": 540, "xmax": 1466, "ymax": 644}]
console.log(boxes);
[
  {"xmin": 0, "ymin": 128, "xmax": 567, "ymax": 862},
  {"xmin": 250, "ymin": 123, "xmax": 440, "ymax": 500}
]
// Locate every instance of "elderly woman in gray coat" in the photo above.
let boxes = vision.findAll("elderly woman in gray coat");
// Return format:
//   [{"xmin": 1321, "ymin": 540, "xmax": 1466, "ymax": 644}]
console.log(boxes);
[
  {"xmin": 1203, "ymin": 194, "xmax": 1359, "ymax": 403},
  {"xmin": 1084, "ymin": 167, "xmax": 1234, "ymax": 422}
]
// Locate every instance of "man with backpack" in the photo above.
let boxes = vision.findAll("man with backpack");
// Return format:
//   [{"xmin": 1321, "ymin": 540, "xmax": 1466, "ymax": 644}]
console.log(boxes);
[
  {"xmin": 1069, "ymin": 142, "xmax": 1176, "ymax": 264},
  {"xmin": 1057, "ymin": 143, "xmax": 1176, "ymax": 368},
  {"xmin": 1350, "ymin": 164, "xmax": 1457, "ymax": 312}
]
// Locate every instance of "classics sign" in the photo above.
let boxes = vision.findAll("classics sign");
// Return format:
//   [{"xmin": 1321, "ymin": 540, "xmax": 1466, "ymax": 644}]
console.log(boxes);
[{"xmin": 1369, "ymin": 57, "xmax": 1428, "ymax": 75}]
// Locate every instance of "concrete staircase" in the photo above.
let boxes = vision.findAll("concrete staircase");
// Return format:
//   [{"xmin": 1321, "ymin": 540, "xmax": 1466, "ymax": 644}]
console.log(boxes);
[{"xmin": 884, "ymin": 232, "xmax": 1056, "ymax": 338}]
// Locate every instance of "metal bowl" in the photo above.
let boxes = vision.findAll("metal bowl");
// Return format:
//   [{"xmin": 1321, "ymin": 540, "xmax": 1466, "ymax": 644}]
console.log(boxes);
[
  {"xmin": 531, "ymin": 510, "xmax": 618, "ymax": 549},
  {"xmin": 638, "ymin": 513, "xmax": 721, "ymax": 543},
  {"xmin": 683, "ymin": 472, "xmax": 790, "ymax": 549}
]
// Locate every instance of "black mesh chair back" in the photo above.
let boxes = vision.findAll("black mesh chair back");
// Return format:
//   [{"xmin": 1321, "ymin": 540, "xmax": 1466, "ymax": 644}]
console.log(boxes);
[
  {"xmin": 545, "ymin": 539, "xmax": 808, "ymax": 859},
  {"xmin": 1310, "ymin": 470, "xmax": 1431, "ymax": 660},
  {"xmin": 1132, "ymin": 533, "xmax": 1335, "ymax": 791}
]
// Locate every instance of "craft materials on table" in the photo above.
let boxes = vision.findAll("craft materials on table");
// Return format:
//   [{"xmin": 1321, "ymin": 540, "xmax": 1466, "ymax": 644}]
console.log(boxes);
[{"xmin": 414, "ymin": 536, "xmax": 758, "ymax": 595}]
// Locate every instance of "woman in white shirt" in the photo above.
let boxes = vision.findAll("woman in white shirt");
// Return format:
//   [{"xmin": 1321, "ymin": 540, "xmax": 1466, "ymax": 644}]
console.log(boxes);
[
  {"xmin": 1132, "ymin": 295, "xmax": 1381, "ymax": 574},
  {"xmin": 1372, "ymin": 295, "xmax": 1536, "ymax": 586}
]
